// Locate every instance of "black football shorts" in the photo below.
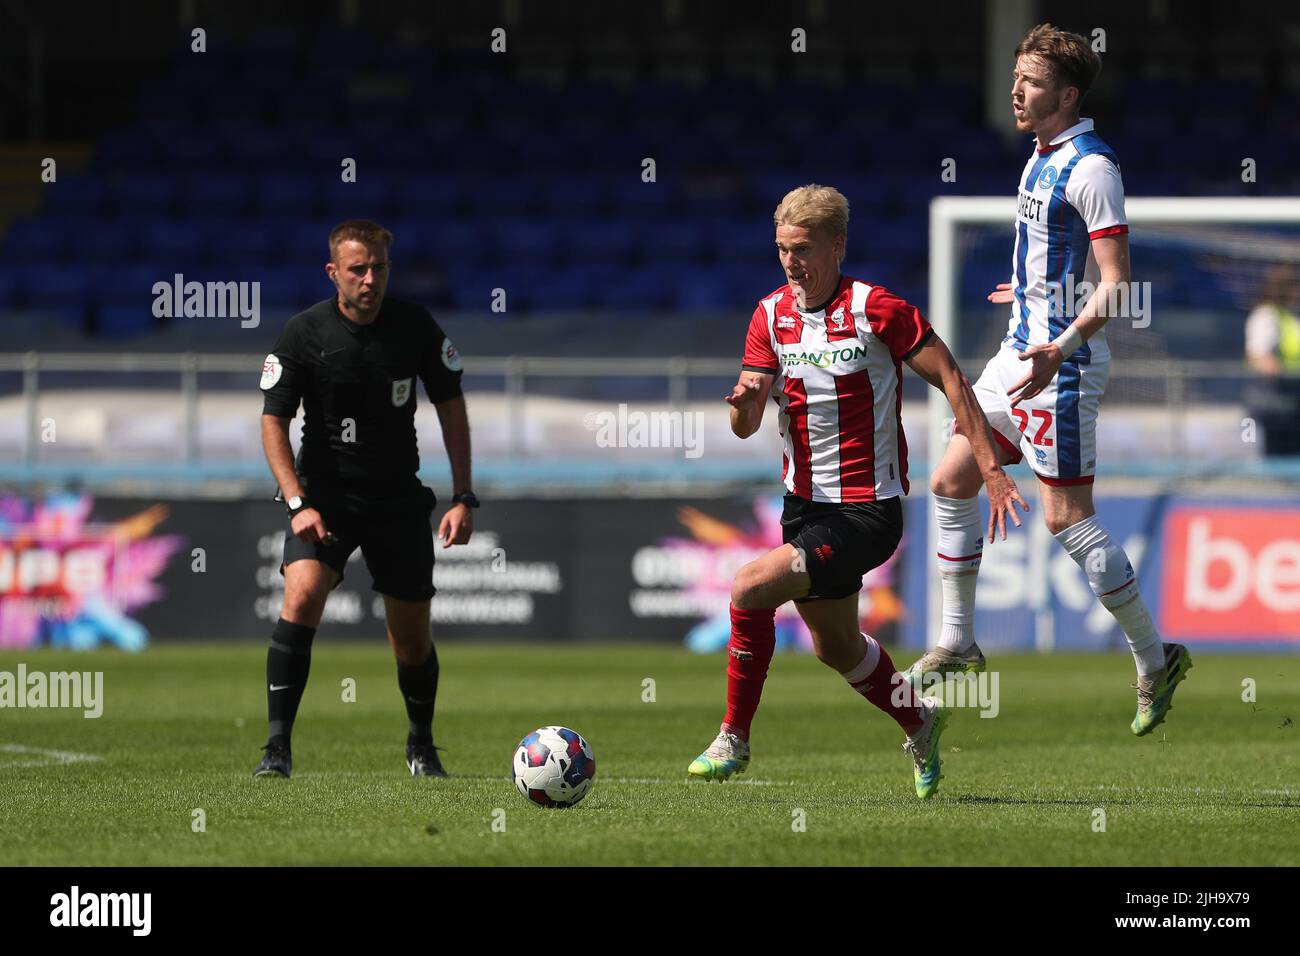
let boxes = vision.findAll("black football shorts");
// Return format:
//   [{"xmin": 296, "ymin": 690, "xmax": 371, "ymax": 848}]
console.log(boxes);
[
  {"xmin": 280, "ymin": 483, "xmax": 438, "ymax": 602},
  {"xmin": 781, "ymin": 493, "xmax": 904, "ymax": 603}
]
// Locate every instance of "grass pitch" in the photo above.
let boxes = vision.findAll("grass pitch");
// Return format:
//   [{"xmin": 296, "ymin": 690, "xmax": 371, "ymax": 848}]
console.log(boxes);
[{"xmin": 1, "ymin": 643, "xmax": 1297, "ymax": 866}]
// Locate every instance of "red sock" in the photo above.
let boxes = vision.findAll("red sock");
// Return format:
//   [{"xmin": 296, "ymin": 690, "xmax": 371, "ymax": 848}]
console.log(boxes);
[
  {"xmin": 721, "ymin": 604, "xmax": 776, "ymax": 740},
  {"xmin": 844, "ymin": 637, "xmax": 923, "ymax": 735}
]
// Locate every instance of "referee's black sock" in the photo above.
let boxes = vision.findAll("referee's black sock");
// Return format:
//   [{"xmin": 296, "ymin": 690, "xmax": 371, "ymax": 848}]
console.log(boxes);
[
  {"xmin": 266, "ymin": 618, "xmax": 316, "ymax": 748},
  {"xmin": 398, "ymin": 643, "xmax": 439, "ymax": 746}
]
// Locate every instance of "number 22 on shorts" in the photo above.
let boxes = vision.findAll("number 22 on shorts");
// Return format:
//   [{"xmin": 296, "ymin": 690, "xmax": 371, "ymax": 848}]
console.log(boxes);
[{"xmin": 1011, "ymin": 408, "xmax": 1054, "ymax": 446}]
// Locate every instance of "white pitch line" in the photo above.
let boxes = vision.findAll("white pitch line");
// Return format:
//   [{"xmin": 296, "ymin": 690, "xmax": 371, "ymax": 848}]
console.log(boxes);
[
  {"xmin": 1088, "ymin": 783, "xmax": 1299, "ymax": 798},
  {"xmin": 0, "ymin": 744, "xmax": 103, "ymax": 769},
  {"xmin": 293, "ymin": 771, "xmax": 793, "ymax": 787}
]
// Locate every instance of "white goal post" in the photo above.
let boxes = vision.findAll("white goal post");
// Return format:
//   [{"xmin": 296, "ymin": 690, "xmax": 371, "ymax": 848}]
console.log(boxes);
[{"xmin": 923, "ymin": 195, "xmax": 1300, "ymax": 650}]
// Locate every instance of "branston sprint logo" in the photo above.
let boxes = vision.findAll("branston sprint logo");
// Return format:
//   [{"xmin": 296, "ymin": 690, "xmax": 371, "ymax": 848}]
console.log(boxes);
[
  {"xmin": 151, "ymin": 273, "xmax": 260, "ymax": 328},
  {"xmin": 891, "ymin": 670, "xmax": 1000, "ymax": 718},
  {"xmin": 50, "ymin": 886, "xmax": 151, "ymax": 936},
  {"xmin": 0, "ymin": 665, "xmax": 103, "ymax": 718},
  {"xmin": 584, "ymin": 404, "xmax": 703, "ymax": 459}
]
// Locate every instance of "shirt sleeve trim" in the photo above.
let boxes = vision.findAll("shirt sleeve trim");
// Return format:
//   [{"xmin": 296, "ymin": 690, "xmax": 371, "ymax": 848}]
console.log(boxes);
[
  {"xmin": 740, "ymin": 364, "xmax": 779, "ymax": 374},
  {"xmin": 900, "ymin": 326, "xmax": 935, "ymax": 362},
  {"xmin": 1089, "ymin": 224, "xmax": 1128, "ymax": 240}
]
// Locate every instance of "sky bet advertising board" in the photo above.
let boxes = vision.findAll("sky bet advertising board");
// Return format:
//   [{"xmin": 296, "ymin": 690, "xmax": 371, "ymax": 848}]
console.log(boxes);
[{"xmin": 1, "ymin": 492, "xmax": 1296, "ymax": 650}]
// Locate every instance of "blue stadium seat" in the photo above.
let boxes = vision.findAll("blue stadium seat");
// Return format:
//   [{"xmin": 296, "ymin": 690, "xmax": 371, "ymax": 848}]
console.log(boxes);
[
  {"xmin": 525, "ymin": 265, "xmax": 607, "ymax": 311},
  {"xmin": 96, "ymin": 305, "xmax": 158, "ymax": 337},
  {"xmin": 381, "ymin": 220, "xmax": 430, "ymax": 262},
  {"xmin": 495, "ymin": 218, "xmax": 558, "ymax": 266},
  {"xmin": 0, "ymin": 265, "xmax": 19, "ymax": 307},
  {"xmin": 322, "ymin": 177, "xmax": 394, "ymax": 218},
  {"xmin": 425, "ymin": 221, "xmax": 494, "ymax": 267},
  {"xmin": 255, "ymin": 174, "xmax": 319, "ymax": 217},
  {"xmin": 69, "ymin": 219, "xmax": 139, "ymax": 264},
  {"xmin": 111, "ymin": 174, "xmax": 183, "ymax": 216},
  {"xmin": 642, "ymin": 216, "xmax": 711, "ymax": 263},
  {"xmin": 466, "ymin": 174, "xmax": 546, "ymax": 215},
  {"xmin": 560, "ymin": 219, "xmax": 638, "ymax": 264},
  {"xmin": 140, "ymin": 220, "xmax": 206, "ymax": 263},
  {"xmin": 282, "ymin": 220, "xmax": 341, "ymax": 266},
  {"xmin": 670, "ymin": 273, "xmax": 733, "ymax": 311},
  {"xmin": 392, "ymin": 174, "xmax": 461, "ymax": 215},
  {"xmin": 535, "ymin": 173, "xmax": 606, "ymax": 218},
  {"xmin": 44, "ymin": 177, "xmax": 109, "ymax": 218},
  {"xmin": 91, "ymin": 264, "xmax": 173, "ymax": 309},
  {"xmin": 250, "ymin": 265, "xmax": 313, "ymax": 309},
  {"xmin": 227, "ymin": 135, "xmax": 294, "ymax": 170},
  {"xmin": 93, "ymin": 130, "xmax": 161, "ymax": 171},
  {"xmin": 196, "ymin": 218, "xmax": 281, "ymax": 264},
  {"xmin": 24, "ymin": 263, "xmax": 93, "ymax": 308},
  {"xmin": 185, "ymin": 174, "xmax": 250, "ymax": 217},
  {"xmin": 158, "ymin": 130, "xmax": 229, "ymax": 166},
  {"xmin": 3, "ymin": 218, "xmax": 68, "ymax": 262},
  {"xmin": 591, "ymin": 265, "xmax": 674, "ymax": 310},
  {"xmin": 445, "ymin": 268, "xmax": 512, "ymax": 311},
  {"xmin": 708, "ymin": 216, "xmax": 770, "ymax": 264},
  {"xmin": 608, "ymin": 174, "xmax": 679, "ymax": 214}
]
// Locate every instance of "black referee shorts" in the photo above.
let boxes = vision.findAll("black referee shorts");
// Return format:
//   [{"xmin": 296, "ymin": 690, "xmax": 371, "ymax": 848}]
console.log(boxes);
[
  {"xmin": 781, "ymin": 493, "xmax": 903, "ymax": 603},
  {"xmin": 280, "ymin": 483, "xmax": 438, "ymax": 602}
]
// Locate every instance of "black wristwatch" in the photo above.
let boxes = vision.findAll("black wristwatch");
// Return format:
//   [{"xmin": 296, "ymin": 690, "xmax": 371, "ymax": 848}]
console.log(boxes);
[
  {"xmin": 286, "ymin": 495, "xmax": 311, "ymax": 518},
  {"xmin": 452, "ymin": 491, "xmax": 480, "ymax": 509}
]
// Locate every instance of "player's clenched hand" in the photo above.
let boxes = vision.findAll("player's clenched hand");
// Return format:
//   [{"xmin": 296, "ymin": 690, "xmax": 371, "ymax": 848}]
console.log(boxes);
[
  {"xmin": 438, "ymin": 504, "xmax": 473, "ymax": 549},
  {"xmin": 1007, "ymin": 343, "xmax": 1063, "ymax": 407},
  {"xmin": 983, "ymin": 468, "xmax": 1029, "ymax": 542},
  {"xmin": 987, "ymin": 282, "xmax": 1014, "ymax": 304},
  {"xmin": 291, "ymin": 508, "xmax": 333, "ymax": 545}
]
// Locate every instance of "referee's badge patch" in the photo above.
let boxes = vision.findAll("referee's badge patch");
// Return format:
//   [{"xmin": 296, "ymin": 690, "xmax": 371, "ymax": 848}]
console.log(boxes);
[
  {"xmin": 441, "ymin": 336, "xmax": 462, "ymax": 372},
  {"xmin": 259, "ymin": 354, "xmax": 282, "ymax": 390},
  {"xmin": 392, "ymin": 377, "xmax": 413, "ymax": 406}
]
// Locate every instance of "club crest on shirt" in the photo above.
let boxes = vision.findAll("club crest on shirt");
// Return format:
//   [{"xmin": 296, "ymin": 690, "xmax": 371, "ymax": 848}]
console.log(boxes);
[
  {"xmin": 259, "ymin": 354, "xmax": 282, "ymax": 390},
  {"xmin": 1037, "ymin": 165, "xmax": 1059, "ymax": 189},
  {"xmin": 828, "ymin": 306, "xmax": 850, "ymax": 332},
  {"xmin": 392, "ymin": 377, "xmax": 413, "ymax": 406}
]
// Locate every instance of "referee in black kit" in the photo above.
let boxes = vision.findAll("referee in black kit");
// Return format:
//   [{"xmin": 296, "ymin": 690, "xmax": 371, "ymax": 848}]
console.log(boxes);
[{"xmin": 253, "ymin": 220, "xmax": 477, "ymax": 779}]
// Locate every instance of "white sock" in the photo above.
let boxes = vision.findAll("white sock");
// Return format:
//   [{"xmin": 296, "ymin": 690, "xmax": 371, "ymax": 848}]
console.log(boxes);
[
  {"xmin": 934, "ymin": 495, "xmax": 983, "ymax": 653},
  {"xmin": 1054, "ymin": 515, "xmax": 1164, "ymax": 677},
  {"xmin": 841, "ymin": 634, "xmax": 882, "ymax": 685}
]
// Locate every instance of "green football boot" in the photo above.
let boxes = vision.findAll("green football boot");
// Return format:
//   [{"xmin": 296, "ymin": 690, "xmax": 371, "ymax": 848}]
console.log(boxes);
[
  {"xmin": 687, "ymin": 731, "xmax": 750, "ymax": 781},
  {"xmin": 903, "ymin": 697, "xmax": 949, "ymax": 800},
  {"xmin": 1131, "ymin": 643, "xmax": 1193, "ymax": 737}
]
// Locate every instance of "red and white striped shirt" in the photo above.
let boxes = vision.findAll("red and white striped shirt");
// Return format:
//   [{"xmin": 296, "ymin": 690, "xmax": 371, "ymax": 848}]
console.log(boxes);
[{"xmin": 741, "ymin": 276, "xmax": 933, "ymax": 503}]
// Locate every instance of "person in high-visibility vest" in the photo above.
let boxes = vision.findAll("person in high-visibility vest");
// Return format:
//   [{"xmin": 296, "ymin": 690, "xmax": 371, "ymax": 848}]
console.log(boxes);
[{"xmin": 1245, "ymin": 264, "xmax": 1300, "ymax": 456}]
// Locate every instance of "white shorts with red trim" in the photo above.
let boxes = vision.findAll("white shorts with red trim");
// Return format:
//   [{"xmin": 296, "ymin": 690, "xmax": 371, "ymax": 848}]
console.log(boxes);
[{"xmin": 965, "ymin": 345, "xmax": 1110, "ymax": 485}]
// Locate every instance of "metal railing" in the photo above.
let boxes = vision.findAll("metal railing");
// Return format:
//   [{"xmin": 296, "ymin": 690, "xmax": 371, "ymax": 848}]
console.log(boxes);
[{"xmin": 0, "ymin": 351, "xmax": 1293, "ymax": 467}]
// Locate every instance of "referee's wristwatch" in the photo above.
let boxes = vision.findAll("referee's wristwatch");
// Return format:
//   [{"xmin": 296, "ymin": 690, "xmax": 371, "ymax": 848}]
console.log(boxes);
[
  {"xmin": 452, "ymin": 491, "xmax": 480, "ymax": 509},
  {"xmin": 286, "ymin": 495, "xmax": 311, "ymax": 518}
]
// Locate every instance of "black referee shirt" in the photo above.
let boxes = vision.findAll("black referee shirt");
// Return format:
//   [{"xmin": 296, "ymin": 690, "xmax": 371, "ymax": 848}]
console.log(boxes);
[{"xmin": 260, "ymin": 296, "xmax": 464, "ymax": 490}]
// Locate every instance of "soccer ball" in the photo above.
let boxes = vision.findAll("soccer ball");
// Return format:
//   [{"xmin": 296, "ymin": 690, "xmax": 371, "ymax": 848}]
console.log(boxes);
[{"xmin": 512, "ymin": 726, "xmax": 596, "ymax": 808}]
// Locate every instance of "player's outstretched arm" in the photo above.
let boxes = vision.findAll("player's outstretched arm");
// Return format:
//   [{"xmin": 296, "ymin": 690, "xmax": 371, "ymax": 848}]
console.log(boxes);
[
  {"xmin": 725, "ymin": 370, "xmax": 774, "ymax": 439},
  {"xmin": 906, "ymin": 335, "xmax": 1029, "ymax": 541},
  {"xmin": 434, "ymin": 395, "xmax": 473, "ymax": 547}
]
